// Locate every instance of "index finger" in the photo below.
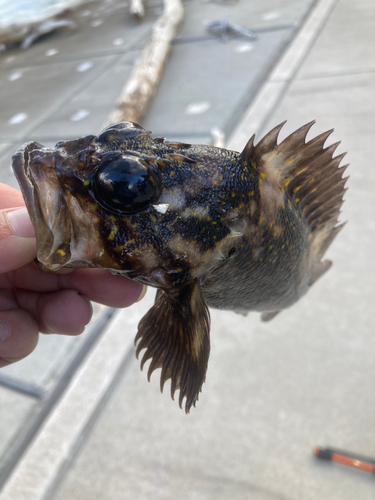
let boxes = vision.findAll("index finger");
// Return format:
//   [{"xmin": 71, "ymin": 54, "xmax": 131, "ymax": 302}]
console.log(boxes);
[
  {"xmin": 0, "ymin": 208, "xmax": 36, "ymax": 273},
  {"xmin": 0, "ymin": 183, "xmax": 25, "ymax": 209},
  {"xmin": 2, "ymin": 262, "xmax": 144, "ymax": 309},
  {"xmin": 58, "ymin": 268, "xmax": 145, "ymax": 308}
]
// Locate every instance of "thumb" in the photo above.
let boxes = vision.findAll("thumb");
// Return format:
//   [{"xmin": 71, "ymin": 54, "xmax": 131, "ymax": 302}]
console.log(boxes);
[{"xmin": 0, "ymin": 207, "xmax": 36, "ymax": 273}]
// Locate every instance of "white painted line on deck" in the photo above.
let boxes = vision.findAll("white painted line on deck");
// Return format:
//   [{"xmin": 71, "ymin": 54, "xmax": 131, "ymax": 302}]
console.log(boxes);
[
  {"xmin": 227, "ymin": 0, "xmax": 338, "ymax": 152},
  {"xmin": 0, "ymin": 310, "xmax": 137, "ymax": 500}
]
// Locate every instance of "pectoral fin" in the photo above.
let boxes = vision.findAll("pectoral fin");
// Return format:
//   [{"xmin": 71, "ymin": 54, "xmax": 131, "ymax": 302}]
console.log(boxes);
[
  {"xmin": 261, "ymin": 311, "xmax": 280, "ymax": 322},
  {"xmin": 135, "ymin": 279, "xmax": 210, "ymax": 413}
]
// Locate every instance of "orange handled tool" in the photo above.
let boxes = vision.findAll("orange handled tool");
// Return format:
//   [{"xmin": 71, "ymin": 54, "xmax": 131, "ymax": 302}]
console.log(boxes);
[{"xmin": 314, "ymin": 447, "xmax": 375, "ymax": 474}]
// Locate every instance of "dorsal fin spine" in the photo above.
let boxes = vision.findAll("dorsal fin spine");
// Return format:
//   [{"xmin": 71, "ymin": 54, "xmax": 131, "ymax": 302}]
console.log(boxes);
[
  {"xmin": 243, "ymin": 120, "xmax": 348, "ymax": 259},
  {"xmin": 256, "ymin": 121, "xmax": 286, "ymax": 153},
  {"xmin": 240, "ymin": 134, "xmax": 255, "ymax": 163}
]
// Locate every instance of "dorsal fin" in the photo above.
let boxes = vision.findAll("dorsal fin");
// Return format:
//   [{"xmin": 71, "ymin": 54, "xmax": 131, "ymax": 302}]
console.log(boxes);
[{"xmin": 241, "ymin": 121, "xmax": 348, "ymax": 258}]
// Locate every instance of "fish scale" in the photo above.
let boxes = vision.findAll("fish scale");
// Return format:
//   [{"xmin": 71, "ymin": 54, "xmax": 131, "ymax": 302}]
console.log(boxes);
[{"xmin": 12, "ymin": 120, "xmax": 348, "ymax": 412}]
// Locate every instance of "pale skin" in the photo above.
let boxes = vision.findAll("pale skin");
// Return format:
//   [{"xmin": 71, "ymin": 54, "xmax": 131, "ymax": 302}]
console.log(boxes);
[{"xmin": 0, "ymin": 183, "xmax": 144, "ymax": 368}]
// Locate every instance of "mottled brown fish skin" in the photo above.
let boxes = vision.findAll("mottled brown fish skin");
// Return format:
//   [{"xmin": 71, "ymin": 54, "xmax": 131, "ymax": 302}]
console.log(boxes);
[
  {"xmin": 12, "ymin": 121, "xmax": 348, "ymax": 412},
  {"xmin": 48, "ymin": 122, "xmax": 261, "ymax": 291}
]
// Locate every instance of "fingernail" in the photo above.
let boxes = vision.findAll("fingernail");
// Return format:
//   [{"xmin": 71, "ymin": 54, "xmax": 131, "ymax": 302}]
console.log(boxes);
[
  {"xmin": 136, "ymin": 285, "xmax": 148, "ymax": 303},
  {"xmin": 0, "ymin": 320, "xmax": 11, "ymax": 342},
  {"xmin": 6, "ymin": 207, "xmax": 35, "ymax": 238}
]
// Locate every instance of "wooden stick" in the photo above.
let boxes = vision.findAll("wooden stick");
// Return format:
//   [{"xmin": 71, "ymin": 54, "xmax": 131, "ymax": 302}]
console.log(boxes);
[
  {"xmin": 107, "ymin": 0, "xmax": 184, "ymax": 125},
  {"xmin": 130, "ymin": 0, "xmax": 145, "ymax": 20}
]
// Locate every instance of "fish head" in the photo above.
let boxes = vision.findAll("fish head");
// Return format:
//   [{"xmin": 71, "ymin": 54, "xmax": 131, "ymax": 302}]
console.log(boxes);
[{"xmin": 12, "ymin": 122, "xmax": 249, "ymax": 288}]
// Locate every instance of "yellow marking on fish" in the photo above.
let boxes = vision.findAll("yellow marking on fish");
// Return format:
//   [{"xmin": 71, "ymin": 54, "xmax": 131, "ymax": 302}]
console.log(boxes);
[
  {"xmin": 169, "ymin": 143, "xmax": 183, "ymax": 150},
  {"xmin": 108, "ymin": 226, "xmax": 118, "ymax": 241},
  {"xmin": 157, "ymin": 160, "xmax": 168, "ymax": 168},
  {"xmin": 170, "ymin": 171, "xmax": 175, "ymax": 177},
  {"xmin": 165, "ymin": 154, "xmax": 186, "ymax": 165},
  {"xmin": 78, "ymin": 195, "xmax": 93, "ymax": 208},
  {"xmin": 83, "ymin": 180, "xmax": 90, "ymax": 187},
  {"xmin": 296, "ymin": 167, "xmax": 308, "ymax": 175},
  {"xmin": 56, "ymin": 249, "xmax": 66, "ymax": 257},
  {"xmin": 259, "ymin": 171, "xmax": 265, "ymax": 179},
  {"xmin": 107, "ymin": 215, "xmax": 116, "ymax": 222}
]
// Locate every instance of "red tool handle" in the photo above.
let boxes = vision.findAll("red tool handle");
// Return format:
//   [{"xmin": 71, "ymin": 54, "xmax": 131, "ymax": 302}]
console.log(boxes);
[{"xmin": 314, "ymin": 447, "xmax": 375, "ymax": 474}]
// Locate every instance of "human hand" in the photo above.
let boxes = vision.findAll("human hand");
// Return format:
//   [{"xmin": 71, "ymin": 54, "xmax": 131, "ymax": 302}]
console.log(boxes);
[{"xmin": 0, "ymin": 183, "xmax": 145, "ymax": 367}]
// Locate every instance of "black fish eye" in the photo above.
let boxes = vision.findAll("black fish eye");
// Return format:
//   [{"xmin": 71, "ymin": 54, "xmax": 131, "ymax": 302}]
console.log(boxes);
[{"xmin": 94, "ymin": 155, "xmax": 162, "ymax": 214}]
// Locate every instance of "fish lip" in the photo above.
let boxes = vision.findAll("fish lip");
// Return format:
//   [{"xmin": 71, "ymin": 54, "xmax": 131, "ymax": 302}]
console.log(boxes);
[
  {"xmin": 12, "ymin": 141, "xmax": 46, "ymax": 194},
  {"xmin": 12, "ymin": 141, "xmax": 52, "ymax": 242},
  {"xmin": 12, "ymin": 142, "xmax": 72, "ymax": 271}
]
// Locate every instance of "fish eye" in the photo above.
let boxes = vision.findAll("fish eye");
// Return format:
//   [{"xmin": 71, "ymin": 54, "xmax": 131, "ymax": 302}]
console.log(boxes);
[{"xmin": 94, "ymin": 155, "xmax": 162, "ymax": 214}]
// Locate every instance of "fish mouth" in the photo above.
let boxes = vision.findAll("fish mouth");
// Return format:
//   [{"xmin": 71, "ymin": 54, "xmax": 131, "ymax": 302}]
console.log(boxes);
[{"xmin": 12, "ymin": 142, "xmax": 83, "ymax": 271}]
